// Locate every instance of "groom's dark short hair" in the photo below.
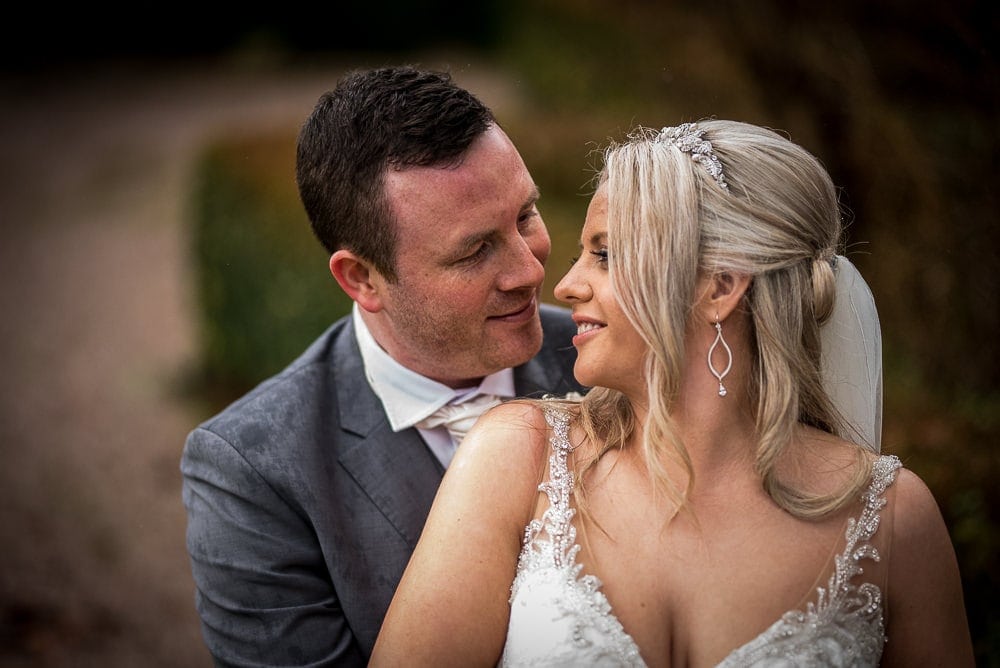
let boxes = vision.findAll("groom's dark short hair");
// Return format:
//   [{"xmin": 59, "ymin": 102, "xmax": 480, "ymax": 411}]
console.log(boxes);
[{"xmin": 296, "ymin": 66, "xmax": 496, "ymax": 281}]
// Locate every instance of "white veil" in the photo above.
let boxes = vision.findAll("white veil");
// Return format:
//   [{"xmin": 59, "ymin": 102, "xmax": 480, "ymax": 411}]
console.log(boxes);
[{"xmin": 820, "ymin": 256, "xmax": 883, "ymax": 452}]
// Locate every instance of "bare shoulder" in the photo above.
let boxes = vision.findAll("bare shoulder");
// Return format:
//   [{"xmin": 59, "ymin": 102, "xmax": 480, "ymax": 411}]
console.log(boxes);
[
  {"xmin": 456, "ymin": 399, "xmax": 553, "ymax": 465},
  {"xmin": 884, "ymin": 464, "xmax": 950, "ymax": 546},
  {"xmin": 880, "ymin": 462, "xmax": 975, "ymax": 666},
  {"xmin": 470, "ymin": 398, "xmax": 554, "ymax": 440},
  {"xmin": 882, "ymin": 460, "xmax": 962, "ymax": 608},
  {"xmin": 374, "ymin": 399, "xmax": 569, "ymax": 666},
  {"xmin": 443, "ymin": 399, "xmax": 561, "ymax": 519}
]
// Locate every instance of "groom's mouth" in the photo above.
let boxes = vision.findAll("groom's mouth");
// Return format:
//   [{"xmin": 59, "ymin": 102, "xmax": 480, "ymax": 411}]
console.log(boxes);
[{"xmin": 488, "ymin": 297, "xmax": 537, "ymax": 324}]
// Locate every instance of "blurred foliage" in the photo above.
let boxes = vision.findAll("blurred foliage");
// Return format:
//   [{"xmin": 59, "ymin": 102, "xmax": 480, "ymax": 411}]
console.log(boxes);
[
  {"xmin": 189, "ymin": 133, "xmax": 352, "ymax": 405},
  {"xmin": 187, "ymin": 0, "xmax": 997, "ymax": 661}
]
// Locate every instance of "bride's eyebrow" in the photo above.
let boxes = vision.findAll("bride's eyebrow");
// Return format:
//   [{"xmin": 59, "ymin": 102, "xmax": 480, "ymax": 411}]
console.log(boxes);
[{"xmin": 574, "ymin": 231, "xmax": 607, "ymax": 252}]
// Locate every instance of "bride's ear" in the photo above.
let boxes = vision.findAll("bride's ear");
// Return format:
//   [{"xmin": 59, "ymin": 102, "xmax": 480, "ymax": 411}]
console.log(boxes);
[
  {"xmin": 695, "ymin": 271, "xmax": 751, "ymax": 323},
  {"xmin": 329, "ymin": 250, "xmax": 386, "ymax": 313}
]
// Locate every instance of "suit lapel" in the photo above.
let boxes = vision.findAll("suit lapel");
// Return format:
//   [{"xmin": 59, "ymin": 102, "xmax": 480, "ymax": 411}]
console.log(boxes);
[{"xmin": 332, "ymin": 322, "xmax": 443, "ymax": 547}]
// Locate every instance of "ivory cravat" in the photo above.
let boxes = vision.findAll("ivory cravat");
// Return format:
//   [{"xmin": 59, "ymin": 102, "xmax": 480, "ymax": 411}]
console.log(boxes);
[{"xmin": 414, "ymin": 394, "xmax": 504, "ymax": 448}]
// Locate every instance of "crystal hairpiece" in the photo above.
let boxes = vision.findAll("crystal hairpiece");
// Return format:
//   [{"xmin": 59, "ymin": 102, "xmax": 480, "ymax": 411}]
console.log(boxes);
[{"xmin": 657, "ymin": 123, "xmax": 729, "ymax": 191}]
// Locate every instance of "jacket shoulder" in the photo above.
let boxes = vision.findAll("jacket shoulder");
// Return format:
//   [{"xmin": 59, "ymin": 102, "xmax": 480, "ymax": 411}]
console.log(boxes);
[{"xmin": 190, "ymin": 316, "xmax": 354, "ymax": 444}]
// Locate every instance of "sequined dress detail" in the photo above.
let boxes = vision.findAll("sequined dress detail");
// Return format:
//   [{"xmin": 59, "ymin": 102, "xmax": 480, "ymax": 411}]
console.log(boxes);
[{"xmin": 500, "ymin": 407, "xmax": 901, "ymax": 667}]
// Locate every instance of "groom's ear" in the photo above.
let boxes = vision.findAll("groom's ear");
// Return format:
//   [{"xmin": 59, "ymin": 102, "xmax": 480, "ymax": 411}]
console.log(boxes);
[
  {"xmin": 329, "ymin": 250, "xmax": 386, "ymax": 313},
  {"xmin": 695, "ymin": 271, "xmax": 751, "ymax": 323}
]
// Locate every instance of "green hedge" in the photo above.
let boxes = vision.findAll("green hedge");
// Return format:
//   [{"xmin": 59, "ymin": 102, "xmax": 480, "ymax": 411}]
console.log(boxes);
[{"xmin": 188, "ymin": 133, "xmax": 352, "ymax": 403}]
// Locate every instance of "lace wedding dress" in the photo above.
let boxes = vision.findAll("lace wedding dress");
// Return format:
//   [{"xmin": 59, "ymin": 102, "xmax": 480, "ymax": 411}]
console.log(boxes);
[{"xmin": 500, "ymin": 408, "xmax": 900, "ymax": 667}]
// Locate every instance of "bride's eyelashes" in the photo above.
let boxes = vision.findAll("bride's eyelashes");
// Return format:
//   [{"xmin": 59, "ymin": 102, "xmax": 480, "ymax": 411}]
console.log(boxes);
[{"xmin": 568, "ymin": 248, "xmax": 609, "ymax": 266}]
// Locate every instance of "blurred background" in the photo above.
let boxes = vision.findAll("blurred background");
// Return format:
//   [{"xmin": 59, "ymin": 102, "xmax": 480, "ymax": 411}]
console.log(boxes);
[{"xmin": 0, "ymin": 1, "xmax": 996, "ymax": 665}]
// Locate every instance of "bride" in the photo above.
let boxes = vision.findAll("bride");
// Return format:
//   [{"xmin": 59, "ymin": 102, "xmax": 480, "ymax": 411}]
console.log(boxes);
[{"xmin": 370, "ymin": 121, "xmax": 973, "ymax": 666}]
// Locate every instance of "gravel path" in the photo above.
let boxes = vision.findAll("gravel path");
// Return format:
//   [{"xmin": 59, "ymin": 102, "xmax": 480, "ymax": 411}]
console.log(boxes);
[{"xmin": 0, "ymin": 59, "xmax": 366, "ymax": 667}]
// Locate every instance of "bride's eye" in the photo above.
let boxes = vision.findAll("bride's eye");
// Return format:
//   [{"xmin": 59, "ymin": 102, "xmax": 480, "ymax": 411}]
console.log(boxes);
[{"xmin": 591, "ymin": 249, "xmax": 609, "ymax": 265}]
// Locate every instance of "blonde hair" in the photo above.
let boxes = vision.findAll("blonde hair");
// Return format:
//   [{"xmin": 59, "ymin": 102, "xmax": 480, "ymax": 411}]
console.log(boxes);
[{"xmin": 576, "ymin": 120, "xmax": 871, "ymax": 520}]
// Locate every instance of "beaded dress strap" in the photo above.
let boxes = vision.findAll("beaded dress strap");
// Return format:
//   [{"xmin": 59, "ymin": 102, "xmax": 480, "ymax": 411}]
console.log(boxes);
[{"xmin": 815, "ymin": 455, "xmax": 901, "ymax": 612}]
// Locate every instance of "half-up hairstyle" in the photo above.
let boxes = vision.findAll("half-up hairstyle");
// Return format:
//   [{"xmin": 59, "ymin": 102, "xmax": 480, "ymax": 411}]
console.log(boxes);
[{"xmin": 577, "ymin": 120, "xmax": 871, "ymax": 519}]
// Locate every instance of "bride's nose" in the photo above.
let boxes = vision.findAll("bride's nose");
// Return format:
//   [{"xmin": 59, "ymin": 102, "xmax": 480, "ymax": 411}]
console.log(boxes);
[{"xmin": 554, "ymin": 261, "xmax": 591, "ymax": 303}]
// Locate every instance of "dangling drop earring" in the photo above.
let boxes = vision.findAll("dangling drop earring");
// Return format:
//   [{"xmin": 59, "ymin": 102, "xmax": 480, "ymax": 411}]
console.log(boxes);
[{"xmin": 708, "ymin": 313, "xmax": 732, "ymax": 397}]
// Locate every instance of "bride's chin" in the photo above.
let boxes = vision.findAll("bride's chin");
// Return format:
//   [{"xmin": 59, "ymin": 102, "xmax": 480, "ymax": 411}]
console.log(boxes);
[
  {"xmin": 572, "ymin": 366, "xmax": 606, "ymax": 391},
  {"xmin": 572, "ymin": 365, "xmax": 594, "ymax": 387}
]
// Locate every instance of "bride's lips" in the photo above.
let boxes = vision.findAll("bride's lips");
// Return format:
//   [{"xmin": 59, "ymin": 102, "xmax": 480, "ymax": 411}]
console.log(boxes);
[
  {"xmin": 488, "ymin": 296, "xmax": 537, "ymax": 324},
  {"xmin": 571, "ymin": 316, "xmax": 606, "ymax": 345}
]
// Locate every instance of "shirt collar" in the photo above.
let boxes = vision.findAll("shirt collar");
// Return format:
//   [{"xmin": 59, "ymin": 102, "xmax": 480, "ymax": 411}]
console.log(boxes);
[{"xmin": 352, "ymin": 304, "xmax": 515, "ymax": 431}]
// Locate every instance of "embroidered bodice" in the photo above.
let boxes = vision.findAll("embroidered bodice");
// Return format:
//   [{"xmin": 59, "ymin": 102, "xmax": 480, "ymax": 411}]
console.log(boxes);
[{"xmin": 500, "ymin": 408, "xmax": 901, "ymax": 667}]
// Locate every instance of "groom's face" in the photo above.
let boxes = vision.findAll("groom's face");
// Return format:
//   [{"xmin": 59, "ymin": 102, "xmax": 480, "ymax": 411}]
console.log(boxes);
[{"xmin": 369, "ymin": 125, "xmax": 551, "ymax": 388}]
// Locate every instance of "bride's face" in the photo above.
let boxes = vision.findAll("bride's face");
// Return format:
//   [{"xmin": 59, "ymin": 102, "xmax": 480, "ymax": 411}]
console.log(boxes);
[{"xmin": 553, "ymin": 186, "xmax": 648, "ymax": 396}]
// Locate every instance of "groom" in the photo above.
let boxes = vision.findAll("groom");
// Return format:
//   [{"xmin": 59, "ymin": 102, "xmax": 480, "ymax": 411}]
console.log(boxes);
[{"xmin": 180, "ymin": 66, "xmax": 583, "ymax": 666}]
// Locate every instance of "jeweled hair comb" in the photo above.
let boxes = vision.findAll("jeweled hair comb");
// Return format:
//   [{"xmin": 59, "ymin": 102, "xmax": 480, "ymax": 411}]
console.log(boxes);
[{"xmin": 657, "ymin": 123, "xmax": 729, "ymax": 191}]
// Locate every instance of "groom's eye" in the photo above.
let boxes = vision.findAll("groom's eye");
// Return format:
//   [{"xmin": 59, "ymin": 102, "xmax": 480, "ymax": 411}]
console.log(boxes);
[{"xmin": 459, "ymin": 243, "xmax": 491, "ymax": 264}]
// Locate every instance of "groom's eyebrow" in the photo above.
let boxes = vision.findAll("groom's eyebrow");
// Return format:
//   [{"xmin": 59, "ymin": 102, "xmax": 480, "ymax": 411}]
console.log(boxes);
[{"xmin": 520, "ymin": 186, "xmax": 541, "ymax": 212}]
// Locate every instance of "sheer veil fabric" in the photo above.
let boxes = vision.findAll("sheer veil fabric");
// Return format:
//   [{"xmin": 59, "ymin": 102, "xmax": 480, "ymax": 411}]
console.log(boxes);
[{"xmin": 820, "ymin": 256, "xmax": 883, "ymax": 452}]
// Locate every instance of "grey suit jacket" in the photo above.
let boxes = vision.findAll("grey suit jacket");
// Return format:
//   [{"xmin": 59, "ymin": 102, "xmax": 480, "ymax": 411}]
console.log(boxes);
[{"xmin": 181, "ymin": 304, "xmax": 583, "ymax": 667}]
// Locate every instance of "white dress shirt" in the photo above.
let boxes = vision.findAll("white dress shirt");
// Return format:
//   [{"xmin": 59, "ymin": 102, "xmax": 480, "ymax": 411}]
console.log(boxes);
[{"xmin": 352, "ymin": 304, "xmax": 514, "ymax": 467}]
